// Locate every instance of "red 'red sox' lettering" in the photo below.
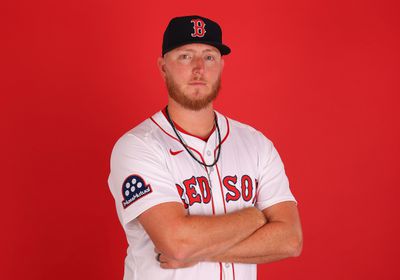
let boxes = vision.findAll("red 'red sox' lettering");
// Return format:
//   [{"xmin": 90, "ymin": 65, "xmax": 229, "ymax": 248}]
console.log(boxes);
[
  {"xmin": 175, "ymin": 184, "xmax": 189, "ymax": 209},
  {"xmin": 223, "ymin": 175, "xmax": 240, "ymax": 202},
  {"xmin": 183, "ymin": 176, "xmax": 202, "ymax": 206},
  {"xmin": 197, "ymin": 176, "xmax": 211, "ymax": 204},
  {"xmin": 176, "ymin": 175, "xmax": 255, "ymax": 207},
  {"xmin": 177, "ymin": 176, "xmax": 212, "ymax": 207},
  {"xmin": 241, "ymin": 175, "xmax": 253, "ymax": 202}
]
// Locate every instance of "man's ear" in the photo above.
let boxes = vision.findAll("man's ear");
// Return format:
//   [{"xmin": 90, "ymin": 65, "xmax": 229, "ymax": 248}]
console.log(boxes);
[{"xmin": 157, "ymin": 56, "xmax": 167, "ymax": 81}]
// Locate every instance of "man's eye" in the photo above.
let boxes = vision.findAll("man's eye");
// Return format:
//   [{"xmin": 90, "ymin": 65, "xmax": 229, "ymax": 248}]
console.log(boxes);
[
  {"xmin": 206, "ymin": 55, "xmax": 215, "ymax": 61},
  {"xmin": 179, "ymin": 54, "xmax": 191, "ymax": 59}
]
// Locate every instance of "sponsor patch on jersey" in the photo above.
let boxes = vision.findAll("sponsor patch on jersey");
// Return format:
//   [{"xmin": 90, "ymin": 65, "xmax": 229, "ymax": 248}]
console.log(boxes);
[{"xmin": 121, "ymin": 175, "xmax": 152, "ymax": 208}]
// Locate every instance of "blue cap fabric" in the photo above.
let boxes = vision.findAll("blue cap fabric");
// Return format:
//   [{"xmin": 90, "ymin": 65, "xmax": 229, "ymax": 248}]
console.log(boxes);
[{"xmin": 162, "ymin": 15, "xmax": 231, "ymax": 56}]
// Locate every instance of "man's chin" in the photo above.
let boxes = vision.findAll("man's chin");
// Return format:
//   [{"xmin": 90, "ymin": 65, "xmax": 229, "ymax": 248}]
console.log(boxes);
[
  {"xmin": 185, "ymin": 86, "xmax": 210, "ymax": 95},
  {"xmin": 173, "ymin": 98, "xmax": 214, "ymax": 111}
]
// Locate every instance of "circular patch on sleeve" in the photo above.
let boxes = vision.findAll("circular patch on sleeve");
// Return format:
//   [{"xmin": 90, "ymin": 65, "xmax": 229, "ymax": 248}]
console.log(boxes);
[{"xmin": 121, "ymin": 175, "xmax": 152, "ymax": 209}]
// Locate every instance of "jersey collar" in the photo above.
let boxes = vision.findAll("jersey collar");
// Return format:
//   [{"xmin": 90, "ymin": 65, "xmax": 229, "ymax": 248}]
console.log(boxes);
[
  {"xmin": 160, "ymin": 107, "xmax": 216, "ymax": 142},
  {"xmin": 150, "ymin": 108, "xmax": 230, "ymax": 151}
]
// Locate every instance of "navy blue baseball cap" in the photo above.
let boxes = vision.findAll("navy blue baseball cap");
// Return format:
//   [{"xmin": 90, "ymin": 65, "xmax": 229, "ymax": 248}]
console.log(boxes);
[{"xmin": 162, "ymin": 15, "xmax": 231, "ymax": 56}]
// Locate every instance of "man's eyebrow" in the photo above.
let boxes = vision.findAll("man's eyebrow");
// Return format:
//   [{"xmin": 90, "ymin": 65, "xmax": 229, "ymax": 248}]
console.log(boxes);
[
  {"xmin": 203, "ymin": 49, "xmax": 219, "ymax": 53},
  {"xmin": 178, "ymin": 48, "xmax": 219, "ymax": 53}
]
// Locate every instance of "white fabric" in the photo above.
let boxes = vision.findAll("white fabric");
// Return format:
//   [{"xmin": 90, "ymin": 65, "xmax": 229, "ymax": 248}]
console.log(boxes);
[{"xmin": 108, "ymin": 110, "xmax": 296, "ymax": 280}]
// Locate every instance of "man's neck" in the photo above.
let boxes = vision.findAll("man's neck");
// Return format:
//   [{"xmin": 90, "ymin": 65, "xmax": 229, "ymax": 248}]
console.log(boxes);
[{"xmin": 166, "ymin": 100, "xmax": 215, "ymax": 140}]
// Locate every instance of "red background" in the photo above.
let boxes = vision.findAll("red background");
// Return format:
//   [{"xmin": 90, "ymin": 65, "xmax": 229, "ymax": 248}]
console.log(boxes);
[{"xmin": 2, "ymin": 0, "xmax": 399, "ymax": 279}]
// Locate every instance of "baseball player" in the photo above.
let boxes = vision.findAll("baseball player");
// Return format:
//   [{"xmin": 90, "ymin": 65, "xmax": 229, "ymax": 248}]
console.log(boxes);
[{"xmin": 108, "ymin": 15, "xmax": 302, "ymax": 280}]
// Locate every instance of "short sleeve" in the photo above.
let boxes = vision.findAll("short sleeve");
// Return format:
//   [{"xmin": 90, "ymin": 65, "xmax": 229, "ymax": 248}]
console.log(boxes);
[
  {"xmin": 108, "ymin": 133, "xmax": 182, "ymax": 226},
  {"xmin": 255, "ymin": 132, "xmax": 297, "ymax": 211}
]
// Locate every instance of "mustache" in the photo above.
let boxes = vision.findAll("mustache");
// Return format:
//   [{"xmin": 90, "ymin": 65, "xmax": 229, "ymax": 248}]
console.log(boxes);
[{"xmin": 190, "ymin": 76, "xmax": 206, "ymax": 82}]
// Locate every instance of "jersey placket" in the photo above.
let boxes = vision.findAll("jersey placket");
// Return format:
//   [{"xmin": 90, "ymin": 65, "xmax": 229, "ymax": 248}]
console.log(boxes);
[
  {"xmin": 203, "ymin": 141, "xmax": 225, "ymax": 215},
  {"xmin": 222, "ymin": 262, "xmax": 234, "ymax": 280},
  {"xmin": 182, "ymin": 132, "xmax": 235, "ymax": 280},
  {"xmin": 204, "ymin": 137, "xmax": 235, "ymax": 280}
]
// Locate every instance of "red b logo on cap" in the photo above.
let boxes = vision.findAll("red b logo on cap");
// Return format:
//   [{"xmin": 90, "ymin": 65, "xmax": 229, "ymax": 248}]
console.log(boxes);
[{"xmin": 191, "ymin": 19, "xmax": 206, "ymax": 38}]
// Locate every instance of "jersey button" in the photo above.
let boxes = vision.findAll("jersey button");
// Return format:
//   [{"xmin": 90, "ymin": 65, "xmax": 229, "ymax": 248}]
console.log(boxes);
[
  {"xmin": 225, "ymin": 263, "xmax": 231, "ymax": 268},
  {"xmin": 206, "ymin": 150, "xmax": 211, "ymax": 156}
]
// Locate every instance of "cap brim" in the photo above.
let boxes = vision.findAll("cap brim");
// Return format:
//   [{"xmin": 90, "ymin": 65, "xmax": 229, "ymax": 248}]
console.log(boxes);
[{"xmin": 163, "ymin": 41, "xmax": 231, "ymax": 56}]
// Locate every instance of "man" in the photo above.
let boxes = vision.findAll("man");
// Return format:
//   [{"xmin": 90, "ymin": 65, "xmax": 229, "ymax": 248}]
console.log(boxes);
[{"xmin": 108, "ymin": 15, "xmax": 302, "ymax": 280}]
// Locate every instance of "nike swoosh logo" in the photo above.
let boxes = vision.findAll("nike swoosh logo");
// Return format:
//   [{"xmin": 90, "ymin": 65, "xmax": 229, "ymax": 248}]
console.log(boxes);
[{"xmin": 169, "ymin": 149, "xmax": 184, "ymax": 156}]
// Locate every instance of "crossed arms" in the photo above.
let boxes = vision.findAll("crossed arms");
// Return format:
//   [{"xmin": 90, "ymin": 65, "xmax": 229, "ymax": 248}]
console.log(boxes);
[{"xmin": 138, "ymin": 200, "xmax": 302, "ymax": 269}]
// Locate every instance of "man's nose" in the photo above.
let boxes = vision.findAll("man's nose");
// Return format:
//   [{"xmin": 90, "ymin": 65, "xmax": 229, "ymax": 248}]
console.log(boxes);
[{"xmin": 192, "ymin": 57, "xmax": 205, "ymax": 74}]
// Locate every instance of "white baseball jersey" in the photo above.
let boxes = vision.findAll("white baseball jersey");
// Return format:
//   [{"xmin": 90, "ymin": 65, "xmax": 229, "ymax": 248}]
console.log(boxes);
[{"xmin": 108, "ymin": 109, "xmax": 296, "ymax": 280}]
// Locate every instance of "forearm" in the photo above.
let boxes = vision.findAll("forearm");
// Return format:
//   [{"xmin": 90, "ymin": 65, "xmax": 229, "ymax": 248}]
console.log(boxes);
[
  {"xmin": 207, "ymin": 220, "xmax": 302, "ymax": 264},
  {"xmin": 154, "ymin": 202, "xmax": 302, "ymax": 269},
  {"xmin": 140, "ymin": 203, "xmax": 267, "ymax": 262},
  {"xmin": 172, "ymin": 207, "xmax": 266, "ymax": 261}
]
